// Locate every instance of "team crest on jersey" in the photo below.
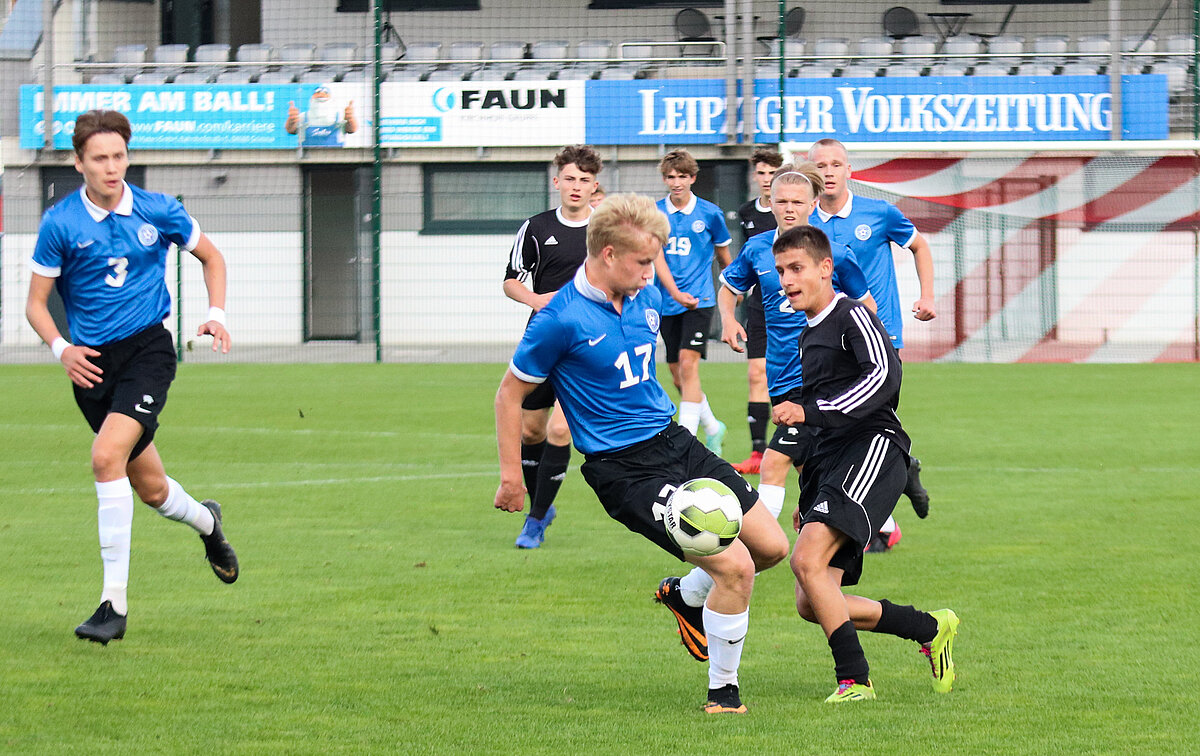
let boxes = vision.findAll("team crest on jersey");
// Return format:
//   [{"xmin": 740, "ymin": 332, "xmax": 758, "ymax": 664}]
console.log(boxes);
[
  {"xmin": 691, "ymin": 220, "xmax": 705, "ymax": 234},
  {"xmin": 645, "ymin": 309, "xmax": 661, "ymax": 334},
  {"xmin": 138, "ymin": 224, "xmax": 159, "ymax": 246},
  {"xmin": 854, "ymin": 224, "xmax": 872, "ymax": 241}
]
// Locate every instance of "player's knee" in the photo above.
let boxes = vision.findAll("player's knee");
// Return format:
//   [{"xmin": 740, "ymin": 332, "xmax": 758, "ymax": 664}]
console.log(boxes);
[
  {"xmin": 789, "ymin": 546, "xmax": 825, "ymax": 586},
  {"xmin": 751, "ymin": 531, "xmax": 789, "ymax": 571},
  {"xmin": 708, "ymin": 552, "xmax": 756, "ymax": 598},
  {"xmin": 132, "ymin": 476, "xmax": 169, "ymax": 507},
  {"xmin": 520, "ymin": 428, "xmax": 547, "ymax": 445},
  {"xmin": 547, "ymin": 424, "xmax": 571, "ymax": 447},
  {"xmin": 90, "ymin": 444, "xmax": 129, "ymax": 481}
]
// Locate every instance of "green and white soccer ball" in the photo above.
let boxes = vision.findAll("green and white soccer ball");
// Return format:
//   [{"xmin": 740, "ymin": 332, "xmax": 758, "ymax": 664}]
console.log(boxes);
[{"xmin": 665, "ymin": 478, "xmax": 743, "ymax": 557}]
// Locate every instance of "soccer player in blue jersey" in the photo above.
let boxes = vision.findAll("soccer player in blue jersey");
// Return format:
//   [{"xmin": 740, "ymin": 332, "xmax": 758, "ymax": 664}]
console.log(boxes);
[
  {"xmin": 771, "ymin": 225, "xmax": 958, "ymax": 703},
  {"xmin": 652, "ymin": 150, "xmax": 732, "ymax": 456},
  {"xmin": 659, "ymin": 163, "xmax": 875, "ymax": 634},
  {"xmin": 808, "ymin": 138, "xmax": 932, "ymax": 542},
  {"xmin": 25, "ymin": 110, "xmax": 238, "ymax": 644},
  {"xmin": 494, "ymin": 194, "xmax": 789, "ymax": 714}
]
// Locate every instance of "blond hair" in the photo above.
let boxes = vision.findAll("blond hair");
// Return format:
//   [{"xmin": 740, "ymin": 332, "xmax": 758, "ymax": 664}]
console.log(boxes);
[
  {"xmin": 587, "ymin": 193, "xmax": 669, "ymax": 256},
  {"xmin": 771, "ymin": 161, "xmax": 822, "ymax": 199}
]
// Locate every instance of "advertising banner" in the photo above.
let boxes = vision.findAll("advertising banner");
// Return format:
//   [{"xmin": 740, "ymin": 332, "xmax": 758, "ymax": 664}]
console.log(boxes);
[{"xmin": 585, "ymin": 75, "xmax": 1168, "ymax": 144}]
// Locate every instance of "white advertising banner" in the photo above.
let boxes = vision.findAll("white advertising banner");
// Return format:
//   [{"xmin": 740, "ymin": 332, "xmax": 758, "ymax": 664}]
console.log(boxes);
[{"xmin": 379, "ymin": 80, "xmax": 585, "ymax": 147}]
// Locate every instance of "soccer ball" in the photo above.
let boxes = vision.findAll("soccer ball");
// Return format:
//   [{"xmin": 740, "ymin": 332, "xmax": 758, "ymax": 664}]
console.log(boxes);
[{"xmin": 665, "ymin": 478, "xmax": 743, "ymax": 557}]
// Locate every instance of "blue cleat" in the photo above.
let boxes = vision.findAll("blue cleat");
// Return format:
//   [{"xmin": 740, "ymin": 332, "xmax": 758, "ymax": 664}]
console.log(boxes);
[
  {"xmin": 703, "ymin": 420, "xmax": 727, "ymax": 456},
  {"xmin": 515, "ymin": 505, "xmax": 556, "ymax": 549}
]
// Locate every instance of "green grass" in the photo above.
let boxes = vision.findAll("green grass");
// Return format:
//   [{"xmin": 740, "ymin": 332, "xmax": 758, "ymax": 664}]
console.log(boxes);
[{"xmin": 1, "ymin": 362, "xmax": 1197, "ymax": 754}]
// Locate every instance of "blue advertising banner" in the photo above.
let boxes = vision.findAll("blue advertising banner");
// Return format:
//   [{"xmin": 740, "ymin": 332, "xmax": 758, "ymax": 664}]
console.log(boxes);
[
  {"xmin": 585, "ymin": 75, "xmax": 1168, "ymax": 144},
  {"xmin": 21, "ymin": 84, "xmax": 320, "ymax": 149}
]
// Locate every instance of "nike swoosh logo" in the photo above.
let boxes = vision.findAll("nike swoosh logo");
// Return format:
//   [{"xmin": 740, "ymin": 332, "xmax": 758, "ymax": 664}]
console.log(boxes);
[
  {"xmin": 77, "ymin": 240, "xmax": 95, "ymax": 249},
  {"xmin": 135, "ymin": 404, "xmax": 152, "ymax": 414},
  {"xmin": 587, "ymin": 334, "xmax": 606, "ymax": 346},
  {"xmin": 776, "ymin": 439, "xmax": 798, "ymax": 445},
  {"xmin": 755, "ymin": 269, "xmax": 772, "ymax": 276}
]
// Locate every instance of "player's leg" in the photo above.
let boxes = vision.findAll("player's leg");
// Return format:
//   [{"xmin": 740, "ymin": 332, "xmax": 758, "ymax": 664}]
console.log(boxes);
[
  {"xmin": 515, "ymin": 393, "xmax": 555, "ymax": 548},
  {"xmin": 732, "ymin": 357, "xmax": 769, "ymax": 474},
  {"xmin": 904, "ymin": 455, "xmax": 930, "ymax": 518},
  {"xmin": 524, "ymin": 402, "xmax": 571, "ymax": 542},
  {"xmin": 126, "ymin": 442, "xmax": 238, "ymax": 584}
]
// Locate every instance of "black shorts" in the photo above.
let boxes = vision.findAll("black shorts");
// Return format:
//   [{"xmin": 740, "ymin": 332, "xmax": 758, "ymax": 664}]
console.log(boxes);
[
  {"xmin": 768, "ymin": 387, "xmax": 815, "ymax": 462},
  {"xmin": 580, "ymin": 423, "xmax": 759, "ymax": 560},
  {"xmin": 521, "ymin": 380, "xmax": 556, "ymax": 411},
  {"xmin": 661, "ymin": 307, "xmax": 714, "ymax": 363},
  {"xmin": 744, "ymin": 287, "xmax": 766, "ymax": 360},
  {"xmin": 72, "ymin": 324, "xmax": 177, "ymax": 460},
  {"xmin": 796, "ymin": 433, "xmax": 909, "ymax": 586}
]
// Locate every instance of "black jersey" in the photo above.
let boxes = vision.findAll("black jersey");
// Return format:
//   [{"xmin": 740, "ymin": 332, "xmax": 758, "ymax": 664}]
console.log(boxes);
[
  {"xmin": 504, "ymin": 207, "xmax": 589, "ymax": 295},
  {"xmin": 737, "ymin": 198, "xmax": 776, "ymax": 241},
  {"xmin": 797, "ymin": 293, "xmax": 910, "ymax": 457}
]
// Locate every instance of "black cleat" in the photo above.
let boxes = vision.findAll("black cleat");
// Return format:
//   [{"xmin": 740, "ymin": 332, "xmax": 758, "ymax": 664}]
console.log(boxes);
[
  {"xmin": 905, "ymin": 457, "xmax": 930, "ymax": 519},
  {"xmin": 75, "ymin": 601, "xmax": 126, "ymax": 644},
  {"xmin": 704, "ymin": 683, "xmax": 748, "ymax": 714},
  {"xmin": 654, "ymin": 577, "xmax": 708, "ymax": 662},
  {"xmin": 200, "ymin": 499, "xmax": 239, "ymax": 584}
]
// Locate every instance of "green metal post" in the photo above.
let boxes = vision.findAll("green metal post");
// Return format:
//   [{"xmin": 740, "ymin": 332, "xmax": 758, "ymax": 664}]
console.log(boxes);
[{"xmin": 372, "ymin": 0, "xmax": 384, "ymax": 363}]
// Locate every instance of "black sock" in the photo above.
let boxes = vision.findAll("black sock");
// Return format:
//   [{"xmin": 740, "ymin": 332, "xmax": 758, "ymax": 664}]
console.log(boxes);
[
  {"xmin": 521, "ymin": 441, "xmax": 546, "ymax": 505},
  {"xmin": 530, "ymin": 443, "xmax": 570, "ymax": 520},
  {"xmin": 748, "ymin": 402, "xmax": 770, "ymax": 454},
  {"xmin": 873, "ymin": 599, "xmax": 939, "ymax": 644},
  {"xmin": 828, "ymin": 620, "xmax": 870, "ymax": 684}
]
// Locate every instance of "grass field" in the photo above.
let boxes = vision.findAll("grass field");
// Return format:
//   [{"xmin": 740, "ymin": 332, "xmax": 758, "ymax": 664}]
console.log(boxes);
[{"xmin": 1, "ymin": 362, "xmax": 1197, "ymax": 754}]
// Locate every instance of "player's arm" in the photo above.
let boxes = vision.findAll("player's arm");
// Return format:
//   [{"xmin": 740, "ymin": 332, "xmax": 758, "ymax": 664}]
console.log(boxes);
[
  {"xmin": 715, "ymin": 243, "xmax": 732, "ymax": 269},
  {"xmin": 834, "ymin": 245, "xmax": 877, "ymax": 314},
  {"xmin": 503, "ymin": 220, "xmax": 554, "ymax": 311},
  {"xmin": 652, "ymin": 256, "xmax": 698, "ymax": 309},
  {"xmin": 188, "ymin": 233, "xmax": 231, "ymax": 353},
  {"xmin": 909, "ymin": 231, "xmax": 936, "ymax": 321},
  {"xmin": 494, "ymin": 370, "xmax": 539, "ymax": 512},
  {"xmin": 716, "ymin": 285, "xmax": 745, "ymax": 353},
  {"xmin": 26, "ymin": 273, "xmax": 104, "ymax": 388},
  {"xmin": 801, "ymin": 306, "xmax": 901, "ymax": 428},
  {"xmin": 711, "ymin": 210, "xmax": 734, "ymax": 268}
]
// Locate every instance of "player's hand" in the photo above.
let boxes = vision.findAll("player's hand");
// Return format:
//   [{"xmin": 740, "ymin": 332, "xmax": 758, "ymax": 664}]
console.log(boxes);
[
  {"xmin": 198, "ymin": 320, "xmax": 231, "ymax": 353},
  {"xmin": 61, "ymin": 345, "xmax": 103, "ymax": 389},
  {"xmin": 912, "ymin": 296, "xmax": 936, "ymax": 321},
  {"xmin": 772, "ymin": 401, "xmax": 805, "ymax": 426},
  {"xmin": 720, "ymin": 319, "xmax": 747, "ymax": 353},
  {"xmin": 494, "ymin": 479, "xmax": 526, "ymax": 513},
  {"xmin": 673, "ymin": 291, "xmax": 700, "ymax": 310},
  {"xmin": 792, "ymin": 506, "xmax": 802, "ymax": 532},
  {"xmin": 531, "ymin": 292, "xmax": 555, "ymax": 312}
]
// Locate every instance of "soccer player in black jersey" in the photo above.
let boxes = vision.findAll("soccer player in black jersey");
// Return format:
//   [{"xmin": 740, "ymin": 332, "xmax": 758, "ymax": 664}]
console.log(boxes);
[
  {"xmin": 770, "ymin": 226, "xmax": 959, "ymax": 703},
  {"xmin": 502, "ymin": 145, "xmax": 602, "ymax": 548},
  {"xmin": 731, "ymin": 148, "xmax": 782, "ymax": 476}
]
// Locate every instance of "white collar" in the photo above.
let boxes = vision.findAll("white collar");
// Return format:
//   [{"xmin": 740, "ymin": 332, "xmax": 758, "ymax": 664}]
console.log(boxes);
[
  {"xmin": 555, "ymin": 206, "xmax": 591, "ymax": 228},
  {"xmin": 806, "ymin": 292, "xmax": 846, "ymax": 327},
  {"xmin": 573, "ymin": 261, "xmax": 640, "ymax": 305},
  {"xmin": 755, "ymin": 197, "xmax": 771, "ymax": 213},
  {"xmin": 81, "ymin": 182, "xmax": 133, "ymax": 222},
  {"xmin": 664, "ymin": 194, "xmax": 697, "ymax": 215},
  {"xmin": 815, "ymin": 191, "xmax": 854, "ymax": 223}
]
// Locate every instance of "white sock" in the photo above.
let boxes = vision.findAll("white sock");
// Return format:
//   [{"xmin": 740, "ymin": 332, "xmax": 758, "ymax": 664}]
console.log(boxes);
[
  {"xmin": 96, "ymin": 478, "xmax": 134, "ymax": 616},
  {"xmin": 679, "ymin": 401, "xmax": 701, "ymax": 435},
  {"xmin": 698, "ymin": 394, "xmax": 721, "ymax": 435},
  {"xmin": 758, "ymin": 484, "xmax": 786, "ymax": 520},
  {"xmin": 880, "ymin": 515, "xmax": 897, "ymax": 534},
  {"xmin": 679, "ymin": 567, "xmax": 714, "ymax": 607},
  {"xmin": 155, "ymin": 477, "xmax": 215, "ymax": 536},
  {"xmin": 704, "ymin": 606, "xmax": 749, "ymax": 689}
]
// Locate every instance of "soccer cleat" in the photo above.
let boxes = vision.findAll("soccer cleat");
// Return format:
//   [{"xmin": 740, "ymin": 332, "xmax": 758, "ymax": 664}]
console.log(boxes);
[
  {"xmin": 825, "ymin": 679, "xmax": 876, "ymax": 703},
  {"xmin": 905, "ymin": 457, "xmax": 930, "ymax": 519},
  {"xmin": 514, "ymin": 504, "xmax": 556, "ymax": 549},
  {"xmin": 731, "ymin": 450, "xmax": 763, "ymax": 475},
  {"xmin": 703, "ymin": 683, "xmax": 747, "ymax": 714},
  {"xmin": 654, "ymin": 577, "xmax": 708, "ymax": 662},
  {"xmin": 200, "ymin": 499, "xmax": 239, "ymax": 584},
  {"xmin": 921, "ymin": 608, "xmax": 960, "ymax": 693},
  {"xmin": 703, "ymin": 421, "xmax": 727, "ymax": 456},
  {"xmin": 74, "ymin": 601, "xmax": 126, "ymax": 645},
  {"xmin": 865, "ymin": 523, "xmax": 902, "ymax": 553}
]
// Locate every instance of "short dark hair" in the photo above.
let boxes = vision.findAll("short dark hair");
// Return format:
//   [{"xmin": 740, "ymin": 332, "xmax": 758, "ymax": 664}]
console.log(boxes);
[
  {"xmin": 749, "ymin": 147, "xmax": 783, "ymax": 168},
  {"xmin": 659, "ymin": 149, "xmax": 699, "ymax": 177},
  {"xmin": 554, "ymin": 144, "xmax": 603, "ymax": 176},
  {"xmin": 73, "ymin": 110, "xmax": 132, "ymax": 155},
  {"xmin": 772, "ymin": 225, "xmax": 832, "ymax": 263}
]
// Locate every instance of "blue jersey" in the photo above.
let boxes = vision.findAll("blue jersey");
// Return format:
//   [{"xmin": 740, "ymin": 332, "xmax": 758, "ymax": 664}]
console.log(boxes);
[
  {"xmin": 510, "ymin": 265, "xmax": 676, "ymax": 455},
  {"xmin": 720, "ymin": 229, "xmax": 870, "ymax": 396},
  {"xmin": 31, "ymin": 183, "xmax": 199, "ymax": 346},
  {"xmin": 810, "ymin": 192, "xmax": 917, "ymax": 348},
  {"xmin": 654, "ymin": 194, "xmax": 732, "ymax": 317}
]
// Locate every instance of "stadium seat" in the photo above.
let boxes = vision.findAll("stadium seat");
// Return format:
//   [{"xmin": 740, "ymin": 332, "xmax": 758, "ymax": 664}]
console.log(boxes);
[
  {"xmin": 793, "ymin": 62, "xmax": 837, "ymax": 78},
  {"xmin": 403, "ymin": 42, "xmax": 442, "ymax": 62},
  {"xmin": 489, "ymin": 41, "xmax": 527, "ymax": 61},
  {"xmin": 554, "ymin": 66, "xmax": 597, "ymax": 81},
  {"xmin": 448, "ymin": 41, "xmax": 485, "ymax": 61},
  {"xmin": 620, "ymin": 40, "xmax": 655, "ymax": 60},
  {"xmin": 257, "ymin": 70, "xmax": 296, "ymax": 84},
  {"xmin": 575, "ymin": 39, "xmax": 613, "ymax": 60},
  {"xmin": 195, "ymin": 44, "xmax": 230, "ymax": 63},
  {"xmin": 928, "ymin": 61, "xmax": 969, "ymax": 77},
  {"xmin": 386, "ymin": 66, "xmax": 428, "ymax": 82},
  {"xmin": 131, "ymin": 72, "xmax": 170, "ymax": 85},
  {"xmin": 172, "ymin": 70, "xmax": 213, "ymax": 84},
  {"xmin": 90, "ymin": 72, "xmax": 128, "ymax": 85},
  {"xmin": 885, "ymin": 64, "xmax": 922, "ymax": 77},
  {"xmin": 280, "ymin": 43, "xmax": 316, "ymax": 63},
  {"xmin": 839, "ymin": 63, "xmax": 879, "ymax": 78},
  {"xmin": 299, "ymin": 67, "xmax": 341, "ymax": 83},
  {"xmin": 1150, "ymin": 61, "xmax": 1189, "ymax": 94},
  {"xmin": 1059, "ymin": 62, "xmax": 1100, "ymax": 76},
  {"xmin": 1163, "ymin": 33, "xmax": 1194, "ymax": 57},
  {"xmin": 760, "ymin": 38, "xmax": 805, "ymax": 61},
  {"xmin": 1015, "ymin": 62, "xmax": 1055, "ymax": 77},
  {"xmin": 597, "ymin": 65, "xmax": 639, "ymax": 80},
  {"xmin": 972, "ymin": 62, "xmax": 1011, "ymax": 76},
  {"xmin": 215, "ymin": 69, "xmax": 254, "ymax": 84},
  {"xmin": 113, "ymin": 44, "xmax": 147, "ymax": 64},
  {"xmin": 985, "ymin": 35, "xmax": 1024, "ymax": 57},
  {"xmin": 512, "ymin": 66, "xmax": 556, "ymax": 81},
  {"xmin": 381, "ymin": 42, "xmax": 403, "ymax": 61},
  {"xmin": 942, "ymin": 36, "xmax": 981, "ymax": 57},
  {"xmin": 1033, "ymin": 35, "xmax": 1069, "ymax": 66},
  {"xmin": 1122, "ymin": 34, "xmax": 1155, "ymax": 54},
  {"xmin": 898, "ymin": 35, "xmax": 937, "ymax": 65},
  {"xmin": 426, "ymin": 68, "xmax": 469, "ymax": 82},
  {"xmin": 468, "ymin": 63, "xmax": 519, "ymax": 80},
  {"xmin": 856, "ymin": 37, "xmax": 893, "ymax": 58},
  {"xmin": 320, "ymin": 42, "xmax": 359, "ymax": 63},
  {"xmin": 235, "ymin": 43, "xmax": 273, "ymax": 63},
  {"xmin": 340, "ymin": 68, "xmax": 368, "ymax": 83},
  {"xmin": 530, "ymin": 40, "xmax": 569, "ymax": 60}
]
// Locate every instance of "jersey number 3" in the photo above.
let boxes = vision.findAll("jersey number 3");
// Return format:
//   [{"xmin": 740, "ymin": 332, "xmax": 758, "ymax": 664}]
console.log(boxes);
[
  {"xmin": 105, "ymin": 257, "xmax": 129, "ymax": 288},
  {"xmin": 614, "ymin": 343, "xmax": 653, "ymax": 389}
]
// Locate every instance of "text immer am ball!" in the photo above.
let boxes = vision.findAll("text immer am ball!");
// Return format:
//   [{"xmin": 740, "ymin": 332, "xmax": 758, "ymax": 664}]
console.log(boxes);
[{"xmin": 665, "ymin": 478, "xmax": 743, "ymax": 557}]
